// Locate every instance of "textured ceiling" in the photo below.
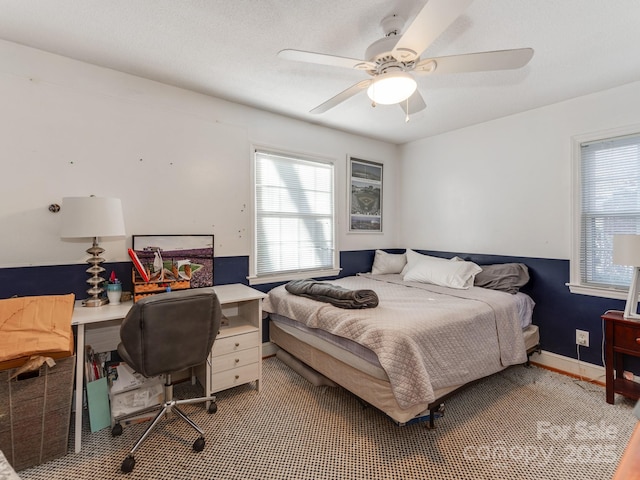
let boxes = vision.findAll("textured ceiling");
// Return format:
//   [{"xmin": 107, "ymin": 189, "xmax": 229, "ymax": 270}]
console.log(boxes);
[{"xmin": 1, "ymin": 0, "xmax": 640, "ymax": 144}]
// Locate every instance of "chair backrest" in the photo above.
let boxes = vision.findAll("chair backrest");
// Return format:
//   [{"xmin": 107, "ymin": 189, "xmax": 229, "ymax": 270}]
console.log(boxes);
[{"xmin": 119, "ymin": 288, "xmax": 222, "ymax": 377}]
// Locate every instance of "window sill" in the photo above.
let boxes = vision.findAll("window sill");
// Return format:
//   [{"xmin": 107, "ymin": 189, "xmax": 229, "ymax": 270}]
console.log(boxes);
[
  {"xmin": 248, "ymin": 268, "xmax": 342, "ymax": 286},
  {"xmin": 567, "ymin": 283, "xmax": 628, "ymax": 300}
]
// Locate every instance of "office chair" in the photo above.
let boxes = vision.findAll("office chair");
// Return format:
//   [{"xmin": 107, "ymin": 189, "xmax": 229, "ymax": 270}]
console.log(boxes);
[{"xmin": 113, "ymin": 288, "xmax": 222, "ymax": 473}]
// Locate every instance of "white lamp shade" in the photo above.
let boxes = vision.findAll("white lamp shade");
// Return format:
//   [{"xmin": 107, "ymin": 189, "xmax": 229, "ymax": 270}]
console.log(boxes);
[
  {"xmin": 613, "ymin": 234, "xmax": 640, "ymax": 267},
  {"xmin": 366, "ymin": 71, "xmax": 417, "ymax": 105},
  {"xmin": 60, "ymin": 197, "xmax": 126, "ymax": 239}
]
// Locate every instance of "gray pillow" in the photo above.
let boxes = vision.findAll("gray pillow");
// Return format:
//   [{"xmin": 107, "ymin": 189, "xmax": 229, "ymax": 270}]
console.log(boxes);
[
  {"xmin": 371, "ymin": 250, "xmax": 407, "ymax": 275},
  {"xmin": 474, "ymin": 263, "xmax": 530, "ymax": 294}
]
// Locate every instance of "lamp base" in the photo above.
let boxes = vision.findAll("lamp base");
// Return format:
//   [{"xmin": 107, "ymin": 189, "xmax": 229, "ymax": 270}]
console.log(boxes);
[
  {"xmin": 82, "ymin": 237, "xmax": 107, "ymax": 308},
  {"xmin": 623, "ymin": 267, "xmax": 640, "ymax": 321},
  {"xmin": 83, "ymin": 297, "xmax": 109, "ymax": 307}
]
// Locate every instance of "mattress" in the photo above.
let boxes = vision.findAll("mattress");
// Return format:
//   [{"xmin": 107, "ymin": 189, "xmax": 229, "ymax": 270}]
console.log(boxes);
[
  {"xmin": 265, "ymin": 274, "xmax": 532, "ymax": 409},
  {"xmin": 271, "ymin": 314, "xmax": 540, "ymax": 383},
  {"xmin": 270, "ymin": 318, "xmax": 540, "ymax": 424},
  {"xmin": 269, "ymin": 288, "xmax": 534, "ymax": 377}
]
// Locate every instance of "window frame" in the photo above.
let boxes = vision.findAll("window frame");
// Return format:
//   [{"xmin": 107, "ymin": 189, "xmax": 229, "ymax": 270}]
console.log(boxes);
[
  {"xmin": 569, "ymin": 124, "xmax": 640, "ymax": 300},
  {"xmin": 248, "ymin": 145, "xmax": 340, "ymax": 286}
]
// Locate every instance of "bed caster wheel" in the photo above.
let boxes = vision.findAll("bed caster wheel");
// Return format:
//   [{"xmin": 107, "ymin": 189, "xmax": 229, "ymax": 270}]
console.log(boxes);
[
  {"xmin": 208, "ymin": 402, "xmax": 217, "ymax": 414},
  {"xmin": 111, "ymin": 423, "xmax": 123, "ymax": 436},
  {"xmin": 193, "ymin": 437, "xmax": 205, "ymax": 452},
  {"xmin": 121, "ymin": 455, "xmax": 136, "ymax": 473}
]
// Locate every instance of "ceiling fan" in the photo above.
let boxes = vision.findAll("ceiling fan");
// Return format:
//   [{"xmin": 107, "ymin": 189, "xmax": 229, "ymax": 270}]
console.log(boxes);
[{"xmin": 278, "ymin": 0, "xmax": 533, "ymax": 119}]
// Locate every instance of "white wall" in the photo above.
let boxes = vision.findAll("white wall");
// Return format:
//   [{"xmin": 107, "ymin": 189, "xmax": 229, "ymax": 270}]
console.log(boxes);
[
  {"xmin": 0, "ymin": 40, "xmax": 399, "ymax": 268},
  {"xmin": 399, "ymin": 81, "xmax": 640, "ymax": 259}
]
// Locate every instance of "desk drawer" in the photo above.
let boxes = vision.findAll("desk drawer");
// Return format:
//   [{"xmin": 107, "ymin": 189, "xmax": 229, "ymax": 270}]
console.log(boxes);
[
  {"xmin": 211, "ymin": 347, "xmax": 259, "ymax": 374},
  {"xmin": 614, "ymin": 324, "xmax": 640, "ymax": 354},
  {"xmin": 213, "ymin": 331, "xmax": 260, "ymax": 356},
  {"xmin": 211, "ymin": 363, "xmax": 259, "ymax": 392}
]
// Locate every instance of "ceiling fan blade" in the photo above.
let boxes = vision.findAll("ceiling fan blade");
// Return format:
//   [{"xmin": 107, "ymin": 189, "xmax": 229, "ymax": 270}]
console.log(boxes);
[
  {"xmin": 392, "ymin": 0, "xmax": 473, "ymax": 62},
  {"xmin": 415, "ymin": 48, "xmax": 534, "ymax": 75},
  {"xmin": 278, "ymin": 49, "xmax": 375, "ymax": 71},
  {"xmin": 310, "ymin": 80, "xmax": 372, "ymax": 114},
  {"xmin": 399, "ymin": 90, "xmax": 427, "ymax": 115}
]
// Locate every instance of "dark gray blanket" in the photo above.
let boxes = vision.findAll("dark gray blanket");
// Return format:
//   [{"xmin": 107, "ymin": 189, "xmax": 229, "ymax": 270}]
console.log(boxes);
[{"xmin": 285, "ymin": 279, "xmax": 379, "ymax": 309}]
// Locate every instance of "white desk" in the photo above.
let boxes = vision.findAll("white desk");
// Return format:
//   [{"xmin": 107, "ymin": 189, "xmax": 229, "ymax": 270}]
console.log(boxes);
[{"xmin": 70, "ymin": 284, "xmax": 266, "ymax": 453}]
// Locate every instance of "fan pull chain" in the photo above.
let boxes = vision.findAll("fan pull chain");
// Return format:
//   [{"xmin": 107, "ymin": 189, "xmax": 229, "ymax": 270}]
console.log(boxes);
[
  {"xmin": 371, "ymin": 81, "xmax": 376, "ymax": 108},
  {"xmin": 405, "ymin": 97, "xmax": 410, "ymax": 123}
]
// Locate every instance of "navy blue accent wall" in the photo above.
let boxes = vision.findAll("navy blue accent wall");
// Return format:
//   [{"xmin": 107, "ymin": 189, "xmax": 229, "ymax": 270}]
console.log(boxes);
[
  {"xmin": 214, "ymin": 256, "xmax": 249, "ymax": 286},
  {"xmin": 0, "ymin": 257, "xmax": 251, "ymax": 299},
  {"xmin": 1, "ymin": 250, "xmax": 637, "ymax": 373},
  {"xmin": 0, "ymin": 262, "xmax": 133, "ymax": 299}
]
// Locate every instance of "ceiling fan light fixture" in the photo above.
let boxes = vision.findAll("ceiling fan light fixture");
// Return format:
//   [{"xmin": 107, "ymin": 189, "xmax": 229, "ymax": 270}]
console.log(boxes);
[{"xmin": 366, "ymin": 71, "xmax": 417, "ymax": 105}]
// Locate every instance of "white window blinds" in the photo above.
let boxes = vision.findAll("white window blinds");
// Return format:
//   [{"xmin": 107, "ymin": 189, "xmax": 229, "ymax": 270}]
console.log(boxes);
[
  {"xmin": 254, "ymin": 150, "xmax": 335, "ymax": 277},
  {"xmin": 580, "ymin": 133, "xmax": 640, "ymax": 288}
]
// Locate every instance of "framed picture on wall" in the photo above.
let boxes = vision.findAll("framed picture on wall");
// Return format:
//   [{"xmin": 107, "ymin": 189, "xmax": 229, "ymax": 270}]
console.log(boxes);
[
  {"xmin": 349, "ymin": 157, "xmax": 383, "ymax": 233},
  {"xmin": 131, "ymin": 234, "xmax": 214, "ymax": 288}
]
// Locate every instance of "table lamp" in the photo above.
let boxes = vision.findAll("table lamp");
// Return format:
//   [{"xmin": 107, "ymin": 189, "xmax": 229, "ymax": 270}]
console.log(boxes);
[
  {"xmin": 613, "ymin": 234, "xmax": 640, "ymax": 320},
  {"xmin": 60, "ymin": 196, "xmax": 126, "ymax": 307}
]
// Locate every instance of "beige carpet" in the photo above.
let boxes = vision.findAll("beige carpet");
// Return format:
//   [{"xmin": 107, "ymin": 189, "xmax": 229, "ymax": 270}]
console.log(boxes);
[{"xmin": 16, "ymin": 357, "xmax": 638, "ymax": 480}]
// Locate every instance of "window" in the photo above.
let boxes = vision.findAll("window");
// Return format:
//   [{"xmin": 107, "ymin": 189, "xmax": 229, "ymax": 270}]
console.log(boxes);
[
  {"xmin": 250, "ymin": 149, "xmax": 338, "ymax": 284},
  {"xmin": 570, "ymin": 129, "xmax": 640, "ymax": 298}
]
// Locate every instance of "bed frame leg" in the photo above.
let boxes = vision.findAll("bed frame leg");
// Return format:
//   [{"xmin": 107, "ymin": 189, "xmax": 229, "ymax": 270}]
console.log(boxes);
[
  {"xmin": 525, "ymin": 344, "xmax": 542, "ymax": 368},
  {"xmin": 424, "ymin": 403, "xmax": 445, "ymax": 429}
]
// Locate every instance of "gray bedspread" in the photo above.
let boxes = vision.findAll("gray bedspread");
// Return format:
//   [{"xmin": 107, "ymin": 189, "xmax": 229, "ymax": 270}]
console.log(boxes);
[{"xmin": 264, "ymin": 274, "xmax": 528, "ymax": 409}]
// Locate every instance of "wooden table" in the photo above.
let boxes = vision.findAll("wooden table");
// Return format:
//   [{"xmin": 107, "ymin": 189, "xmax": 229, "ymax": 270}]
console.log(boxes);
[{"xmin": 70, "ymin": 284, "xmax": 266, "ymax": 453}]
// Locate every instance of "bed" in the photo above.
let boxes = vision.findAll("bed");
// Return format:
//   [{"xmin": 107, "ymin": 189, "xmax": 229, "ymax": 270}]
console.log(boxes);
[{"xmin": 263, "ymin": 251, "xmax": 540, "ymax": 426}]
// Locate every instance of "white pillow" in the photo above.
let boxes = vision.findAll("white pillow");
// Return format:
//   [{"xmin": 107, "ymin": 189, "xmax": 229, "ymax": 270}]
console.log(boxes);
[
  {"xmin": 403, "ymin": 253, "xmax": 482, "ymax": 289},
  {"xmin": 371, "ymin": 249, "xmax": 407, "ymax": 274},
  {"xmin": 401, "ymin": 249, "xmax": 449, "ymax": 275}
]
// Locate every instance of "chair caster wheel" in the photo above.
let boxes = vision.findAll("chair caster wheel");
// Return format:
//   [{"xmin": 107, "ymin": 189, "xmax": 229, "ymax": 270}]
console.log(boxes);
[
  {"xmin": 208, "ymin": 402, "xmax": 217, "ymax": 414},
  {"xmin": 193, "ymin": 437, "xmax": 205, "ymax": 452},
  {"xmin": 121, "ymin": 455, "xmax": 136, "ymax": 473},
  {"xmin": 111, "ymin": 423, "xmax": 123, "ymax": 436}
]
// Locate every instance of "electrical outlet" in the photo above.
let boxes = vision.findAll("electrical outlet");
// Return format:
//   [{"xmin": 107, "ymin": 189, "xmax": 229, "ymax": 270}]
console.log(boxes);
[{"xmin": 576, "ymin": 329, "xmax": 589, "ymax": 347}]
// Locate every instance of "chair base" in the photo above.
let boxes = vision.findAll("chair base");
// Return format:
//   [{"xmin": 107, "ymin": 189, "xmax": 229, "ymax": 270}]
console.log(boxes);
[{"xmin": 113, "ymin": 376, "xmax": 217, "ymax": 473}]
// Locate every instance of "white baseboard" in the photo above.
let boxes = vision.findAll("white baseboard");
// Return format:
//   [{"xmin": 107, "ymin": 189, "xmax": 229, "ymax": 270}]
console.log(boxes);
[{"xmin": 530, "ymin": 350, "xmax": 605, "ymax": 384}]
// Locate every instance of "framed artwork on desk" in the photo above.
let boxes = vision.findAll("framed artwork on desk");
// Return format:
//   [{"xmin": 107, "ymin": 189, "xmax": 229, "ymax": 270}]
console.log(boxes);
[
  {"xmin": 348, "ymin": 157, "xmax": 383, "ymax": 233},
  {"xmin": 131, "ymin": 234, "xmax": 214, "ymax": 288}
]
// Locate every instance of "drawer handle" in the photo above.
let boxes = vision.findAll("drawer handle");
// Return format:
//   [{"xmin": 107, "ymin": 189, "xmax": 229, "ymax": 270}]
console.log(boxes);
[
  {"xmin": 235, "ymin": 342, "xmax": 240, "ymax": 347},
  {"xmin": 234, "ymin": 358, "xmax": 240, "ymax": 363},
  {"xmin": 636, "ymin": 338, "xmax": 640, "ymax": 345},
  {"xmin": 235, "ymin": 375, "xmax": 240, "ymax": 380}
]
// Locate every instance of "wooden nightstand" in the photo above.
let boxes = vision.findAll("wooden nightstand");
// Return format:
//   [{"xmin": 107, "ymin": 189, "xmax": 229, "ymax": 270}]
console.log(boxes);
[{"xmin": 603, "ymin": 310, "xmax": 640, "ymax": 404}]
